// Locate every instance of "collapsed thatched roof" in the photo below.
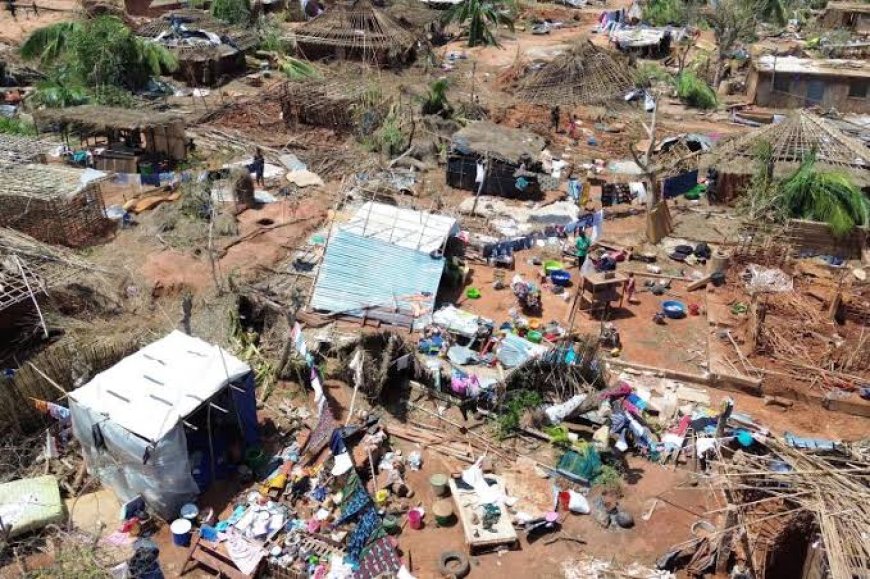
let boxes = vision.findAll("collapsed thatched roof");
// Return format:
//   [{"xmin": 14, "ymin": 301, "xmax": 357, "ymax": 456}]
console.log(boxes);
[
  {"xmin": 514, "ymin": 41, "xmax": 636, "ymax": 107},
  {"xmin": 703, "ymin": 111, "xmax": 870, "ymax": 185},
  {"xmin": 0, "ymin": 227, "xmax": 99, "ymax": 313},
  {"xmin": 137, "ymin": 8, "xmax": 259, "ymax": 61},
  {"xmin": 35, "ymin": 105, "xmax": 186, "ymax": 133},
  {"xmin": 451, "ymin": 121, "xmax": 546, "ymax": 164},
  {"xmin": 384, "ymin": 0, "xmax": 440, "ymax": 30},
  {"xmin": 287, "ymin": 0, "xmax": 420, "ymax": 56}
]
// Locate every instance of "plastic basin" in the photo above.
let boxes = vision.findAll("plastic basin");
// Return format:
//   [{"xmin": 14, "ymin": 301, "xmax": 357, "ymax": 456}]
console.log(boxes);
[
  {"xmin": 550, "ymin": 269, "xmax": 571, "ymax": 287},
  {"xmin": 662, "ymin": 300, "xmax": 687, "ymax": 319},
  {"xmin": 543, "ymin": 260, "xmax": 564, "ymax": 274}
]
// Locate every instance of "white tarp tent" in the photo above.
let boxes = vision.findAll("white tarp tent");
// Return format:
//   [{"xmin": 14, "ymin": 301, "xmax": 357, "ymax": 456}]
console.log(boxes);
[{"xmin": 69, "ymin": 331, "xmax": 253, "ymax": 517}]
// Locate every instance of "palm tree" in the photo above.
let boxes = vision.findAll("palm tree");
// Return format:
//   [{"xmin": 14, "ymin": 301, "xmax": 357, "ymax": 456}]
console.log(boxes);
[
  {"xmin": 443, "ymin": 0, "xmax": 515, "ymax": 47},
  {"xmin": 19, "ymin": 21, "xmax": 81, "ymax": 65},
  {"xmin": 780, "ymin": 151, "xmax": 870, "ymax": 237},
  {"xmin": 20, "ymin": 16, "xmax": 177, "ymax": 92},
  {"xmin": 29, "ymin": 71, "xmax": 90, "ymax": 108}
]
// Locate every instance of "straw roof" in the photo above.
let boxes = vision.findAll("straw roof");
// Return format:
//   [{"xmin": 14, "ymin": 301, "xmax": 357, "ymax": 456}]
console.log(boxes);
[
  {"xmin": 703, "ymin": 111, "xmax": 870, "ymax": 185},
  {"xmin": 287, "ymin": 0, "xmax": 419, "ymax": 56},
  {"xmin": 35, "ymin": 106, "xmax": 185, "ymax": 133},
  {"xmin": 137, "ymin": 9, "xmax": 259, "ymax": 61},
  {"xmin": 0, "ymin": 134, "xmax": 59, "ymax": 165},
  {"xmin": 514, "ymin": 41, "xmax": 636, "ymax": 107},
  {"xmin": 451, "ymin": 121, "xmax": 546, "ymax": 164},
  {"xmin": 0, "ymin": 163, "xmax": 108, "ymax": 201}
]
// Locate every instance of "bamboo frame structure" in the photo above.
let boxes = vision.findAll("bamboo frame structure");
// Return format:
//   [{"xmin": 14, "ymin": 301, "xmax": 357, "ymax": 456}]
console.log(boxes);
[
  {"xmin": 0, "ymin": 134, "xmax": 58, "ymax": 165},
  {"xmin": 715, "ymin": 438, "xmax": 870, "ymax": 579},
  {"xmin": 0, "ymin": 164, "xmax": 113, "ymax": 247},
  {"xmin": 702, "ymin": 111, "xmax": 870, "ymax": 186},
  {"xmin": 279, "ymin": 77, "xmax": 388, "ymax": 132},
  {"xmin": 514, "ymin": 41, "xmax": 636, "ymax": 107},
  {"xmin": 286, "ymin": 0, "xmax": 420, "ymax": 67}
]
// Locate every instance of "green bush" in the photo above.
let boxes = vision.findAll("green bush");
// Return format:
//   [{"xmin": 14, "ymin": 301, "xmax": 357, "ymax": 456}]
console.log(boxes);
[
  {"xmin": 643, "ymin": 0, "xmax": 687, "ymax": 26},
  {"xmin": 634, "ymin": 62, "xmax": 673, "ymax": 87},
  {"xmin": 675, "ymin": 71, "xmax": 717, "ymax": 109},
  {"xmin": 0, "ymin": 117, "xmax": 37, "ymax": 135},
  {"xmin": 212, "ymin": 0, "xmax": 251, "ymax": 25}
]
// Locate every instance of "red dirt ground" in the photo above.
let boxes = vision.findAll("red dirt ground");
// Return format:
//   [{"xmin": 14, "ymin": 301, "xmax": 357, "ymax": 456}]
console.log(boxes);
[{"xmin": 139, "ymin": 199, "xmax": 327, "ymax": 296}]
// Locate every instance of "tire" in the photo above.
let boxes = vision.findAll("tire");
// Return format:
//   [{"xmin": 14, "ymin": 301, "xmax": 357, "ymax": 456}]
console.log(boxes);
[{"xmin": 438, "ymin": 550, "xmax": 471, "ymax": 578}]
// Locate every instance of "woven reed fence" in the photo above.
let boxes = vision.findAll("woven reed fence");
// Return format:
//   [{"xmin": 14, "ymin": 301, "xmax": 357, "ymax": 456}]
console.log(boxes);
[{"xmin": 0, "ymin": 340, "xmax": 138, "ymax": 435}]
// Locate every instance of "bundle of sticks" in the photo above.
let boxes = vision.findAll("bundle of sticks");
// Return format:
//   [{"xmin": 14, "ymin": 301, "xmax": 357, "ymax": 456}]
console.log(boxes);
[{"xmin": 717, "ymin": 438, "xmax": 870, "ymax": 579}]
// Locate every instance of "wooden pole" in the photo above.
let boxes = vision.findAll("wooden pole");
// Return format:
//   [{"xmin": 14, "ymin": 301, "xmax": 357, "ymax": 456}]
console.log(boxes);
[{"xmin": 15, "ymin": 256, "xmax": 48, "ymax": 339}]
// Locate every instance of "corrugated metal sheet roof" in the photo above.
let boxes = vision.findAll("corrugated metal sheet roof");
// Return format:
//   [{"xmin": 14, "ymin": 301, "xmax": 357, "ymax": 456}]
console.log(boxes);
[
  {"xmin": 342, "ymin": 202, "xmax": 458, "ymax": 253},
  {"xmin": 310, "ymin": 230, "xmax": 445, "ymax": 329}
]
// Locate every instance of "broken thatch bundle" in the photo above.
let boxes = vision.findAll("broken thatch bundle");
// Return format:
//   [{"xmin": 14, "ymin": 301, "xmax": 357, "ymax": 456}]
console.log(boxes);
[
  {"xmin": 503, "ymin": 335, "xmax": 607, "ymax": 402},
  {"xmin": 514, "ymin": 41, "xmax": 636, "ymax": 107},
  {"xmin": 286, "ymin": 0, "xmax": 420, "ymax": 66},
  {"xmin": 280, "ymin": 77, "xmax": 388, "ymax": 132},
  {"xmin": 702, "ymin": 111, "xmax": 870, "ymax": 187},
  {"xmin": 332, "ymin": 331, "xmax": 432, "ymax": 401},
  {"xmin": 716, "ymin": 438, "xmax": 870, "ymax": 579}
]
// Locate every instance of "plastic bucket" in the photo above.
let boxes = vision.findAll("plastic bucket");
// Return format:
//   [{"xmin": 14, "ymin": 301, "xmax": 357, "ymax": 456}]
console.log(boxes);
[
  {"xmin": 170, "ymin": 519, "xmax": 192, "ymax": 547},
  {"xmin": 180, "ymin": 503, "xmax": 199, "ymax": 521},
  {"xmin": 432, "ymin": 499, "xmax": 455, "ymax": 527},
  {"xmin": 430, "ymin": 474, "xmax": 448, "ymax": 497},
  {"xmin": 383, "ymin": 515, "xmax": 401, "ymax": 535},
  {"xmin": 244, "ymin": 447, "xmax": 267, "ymax": 471},
  {"xmin": 408, "ymin": 508, "xmax": 423, "ymax": 530}
]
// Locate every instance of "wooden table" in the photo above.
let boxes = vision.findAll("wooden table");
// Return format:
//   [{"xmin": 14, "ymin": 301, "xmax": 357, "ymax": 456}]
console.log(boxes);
[
  {"xmin": 448, "ymin": 475, "xmax": 518, "ymax": 554},
  {"xmin": 577, "ymin": 271, "xmax": 628, "ymax": 315}
]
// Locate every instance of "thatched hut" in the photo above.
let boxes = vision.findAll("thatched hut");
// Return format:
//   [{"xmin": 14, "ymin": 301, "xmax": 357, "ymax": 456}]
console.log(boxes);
[
  {"xmin": 286, "ymin": 0, "xmax": 420, "ymax": 67},
  {"xmin": 138, "ymin": 10, "xmax": 258, "ymax": 87},
  {"xmin": 0, "ymin": 164, "xmax": 113, "ymax": 247},
  {"xmin": 280, "ymin": 77, "xmax": 385, "ymax": 132},
  {"xmin": 0, "ymin": 134, "xmax": 58, "ymax": 165},
  {"xmin": 514, "ymin": 41, "xmax": 636, "ymax": 107},
  {"xmin": 447, "ymin": 121, "xmax": 547, "ymax": 199},
  {"xmin": 35, "ymin": 106, "xmax": 188, "ymax": 172},
  {"xmin": 702, "ymin": 111, "xmax": 870, "ymax": 202},
  {"xmin": 0, "ymin": 228, "xmax": 100, "ymax": 349}
]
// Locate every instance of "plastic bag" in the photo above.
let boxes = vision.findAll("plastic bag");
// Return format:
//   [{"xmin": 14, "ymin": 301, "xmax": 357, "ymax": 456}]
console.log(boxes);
[{"xmin": 568, "ymin": 490, "xmax": 590, "ymax": 514}]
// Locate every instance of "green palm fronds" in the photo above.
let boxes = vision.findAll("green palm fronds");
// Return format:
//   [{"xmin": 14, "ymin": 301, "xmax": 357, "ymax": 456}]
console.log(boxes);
[
  {"xmin": 442, "ymin": 0, "xmax": 515, "ymax": 47},
  {"xmin": 780, "ymin": 151, "xmax": 870, "ymax": 236}
]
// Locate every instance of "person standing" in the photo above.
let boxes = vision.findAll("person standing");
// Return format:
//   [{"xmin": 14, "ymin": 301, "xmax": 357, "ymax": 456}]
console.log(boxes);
[
  {"xmin": 253, "ymin": 148, "xmax": 265, "ymax": 187},
  {"xmin": 574, "ymin": 230, "xmax": 590, "ymax": 268}
]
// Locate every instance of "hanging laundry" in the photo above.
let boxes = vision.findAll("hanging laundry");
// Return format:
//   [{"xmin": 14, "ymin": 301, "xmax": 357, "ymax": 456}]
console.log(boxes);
[
  {"xmin": 475, "ymin": 161, "xmax": 485, "ymax": 184},
  {"xmin": 590, "ymin": 209, "xmax": 605, "ymax": 243}
]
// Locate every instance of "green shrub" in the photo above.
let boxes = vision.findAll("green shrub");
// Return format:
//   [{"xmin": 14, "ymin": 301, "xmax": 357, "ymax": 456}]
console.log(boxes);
[
  {"xmin": 211, "ymin": 0, "xmax": 250, "ymax": 25},
  {"xmin": 675, "ymin": 70, "xmax": 717, "ymax": 109},
  {"xmin": 0, "ymin": 116, "xmax": 37, "ymax": 135},
  {"xmin": 643, "ymin": 0, "xmax": 687, "ymax": 26}
]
